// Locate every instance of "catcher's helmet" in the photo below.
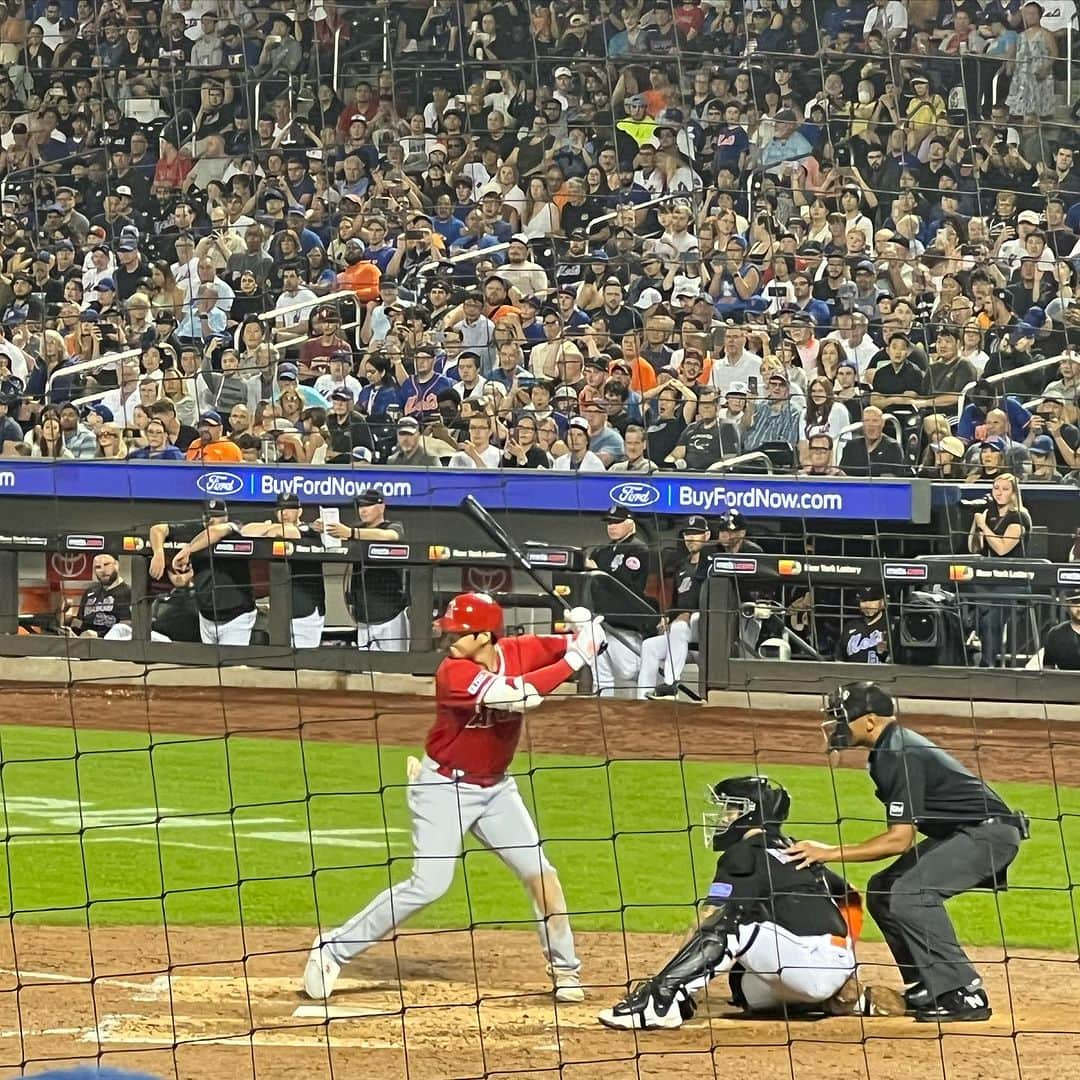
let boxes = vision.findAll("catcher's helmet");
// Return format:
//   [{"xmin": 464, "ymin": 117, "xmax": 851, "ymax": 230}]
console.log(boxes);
[
  {"xmin": 435, "ymin": 592, "xmax": 504, "ymax": 636},
  {"xmin": 703, "ymin": 775, "xmax": 791, "ymax": 851},
  {"xmin": 823, "ymin": 681, "xmax": 895, "ymax": 749}
]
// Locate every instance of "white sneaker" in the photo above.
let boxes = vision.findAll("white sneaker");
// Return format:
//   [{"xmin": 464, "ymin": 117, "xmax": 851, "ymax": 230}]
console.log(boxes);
[
  {"xmin": 303, "ymin": 938, "xmax": 342, "ymax": 1001},
  {"xmin": 547, "ymin": 964, "xmax": 585, "ymax": 1003},
  {"xmin": 598, "ymin": 983, "xmax": 687, "ymax": 1030}
]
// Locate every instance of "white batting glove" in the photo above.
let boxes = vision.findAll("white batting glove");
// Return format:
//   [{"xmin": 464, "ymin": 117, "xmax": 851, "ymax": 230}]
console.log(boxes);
[
  {"xmin": 564, "ymin": 616, "xmax": 606, "ymax": 670},
  {"xmin": 563, "ymin": 606, "xmax": 594, "ymax": 631}
]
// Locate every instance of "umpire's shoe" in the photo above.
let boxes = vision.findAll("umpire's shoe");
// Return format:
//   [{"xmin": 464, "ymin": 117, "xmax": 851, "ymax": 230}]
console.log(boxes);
[
  {"xmin": 598, "ymin": 980, "xmax": 694, "ymax": 1030},
  {"xmin": 303, "ymin": 938, "xmax": 342, "ymax": 1001},
  {"xmin": 915, "ymin": 986, "xmax": 991, "ymax": 1023}
]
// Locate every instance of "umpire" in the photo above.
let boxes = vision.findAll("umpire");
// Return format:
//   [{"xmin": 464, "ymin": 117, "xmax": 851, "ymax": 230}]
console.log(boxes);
[
  {"xmin": 584, "ymin": 505, "xmax": 653, "ymax": 696},
  {"xmin": 788, "ymin": 681, "xmax": 1026, "ymax": 1024}
]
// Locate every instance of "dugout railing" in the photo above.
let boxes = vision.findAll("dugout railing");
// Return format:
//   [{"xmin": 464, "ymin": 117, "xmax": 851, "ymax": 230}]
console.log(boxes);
[{"xmin": 0, "ymin": 532, "xmax": 1079, "ymax": 704}]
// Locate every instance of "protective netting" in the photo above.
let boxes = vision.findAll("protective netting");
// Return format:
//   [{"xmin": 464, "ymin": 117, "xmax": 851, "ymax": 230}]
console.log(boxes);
[{"xmin": 1, "ymin": 0, "xmax": 1079, "ymax": 1078}]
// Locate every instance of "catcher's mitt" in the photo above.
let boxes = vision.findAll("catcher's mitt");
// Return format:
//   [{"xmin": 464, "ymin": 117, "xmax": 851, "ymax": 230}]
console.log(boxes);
[{"xmin": 824, "ymin": 978, "xmax": 908, "ymax": 1017}]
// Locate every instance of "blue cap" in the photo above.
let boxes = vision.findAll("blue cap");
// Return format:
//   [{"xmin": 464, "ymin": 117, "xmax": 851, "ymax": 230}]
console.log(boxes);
[
  {"xmin": 79, "ymin": 309, "xmax": 100, "ymax": 322},
  {"xmin": 980, "ymin": 436, "xmax": 1007, "ymax": 452},
  {"xmin": 1024, "ymin": 305, "xmax": 1047, "ymax": 329},
  {"xmin": 1030, "ymin": 434, "xmax": 1055, "ymax": 455},
  {"xmin": 97, "ymin": 276, "xmax": 116, "ymax": 291},
  {"xmin": 277, "ymin": 362, "xmax": 299, "ymax": 380},
  {"xmin": 89, "ymin": 403, "xmax": 114, "ymax": 422},
  {"xmin": 1011, "ymin": 323, "xmax": 1037, "ymax": 343},
  {"xmin": 199, "ymin": 410, "xmax": 223, "ymax": 425}
]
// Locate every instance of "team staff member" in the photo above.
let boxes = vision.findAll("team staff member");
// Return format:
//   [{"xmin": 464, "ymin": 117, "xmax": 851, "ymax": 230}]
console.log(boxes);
[
  {"xmin": 104, "ymin": 565, "xmax": 199, "ymax": 643},
  {"xmin": 314, "ymin": 488, "xmax": 410, "ymax": 651},
  {"xmin": 241, "ymin": 492, "xmax": 326, "ymax": 649},
  {"xmin": 583, "ymin": 505, "xmax": 653, "ymax": 696},
  {"xmin": 835, "ymin": 584, "xmax": 894, "ymax": 663},
  {"xmin": 1042, "ymin": 593, "xmax": 1080, "ymax": 669},
  {"xmin": 304, "ymin": 592, "xmax": 604, "ymax": 1004},
  {"xmin": 789, "ymin": 681, "xmax": 1027, "ymax": 1023},
  {"xmin": 62, "ymin": 553, "xmax": 132, "ymax": 637},
  {"xmin": 149, "ymin": 499, "xmax": 257, "ymax": 646},
  {"xmin": 637, "ymin": 515, "xmax": 713, "ymax": 701}
]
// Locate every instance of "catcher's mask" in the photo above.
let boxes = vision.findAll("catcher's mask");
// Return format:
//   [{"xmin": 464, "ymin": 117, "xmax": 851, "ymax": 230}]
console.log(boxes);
[
  {"xmin": 823, "ymin": 681, "xmax": 895, "ymax": 750},
  {"xmin": 703, "ymin": 775, "xmax": 791, "ymax": 851}
]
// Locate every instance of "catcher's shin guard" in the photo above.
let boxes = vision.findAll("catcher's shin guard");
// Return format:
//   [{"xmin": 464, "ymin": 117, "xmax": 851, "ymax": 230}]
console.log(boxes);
[{"xmin": 648, "ymin": 903, "xmax": 761, "ymax": 1016}]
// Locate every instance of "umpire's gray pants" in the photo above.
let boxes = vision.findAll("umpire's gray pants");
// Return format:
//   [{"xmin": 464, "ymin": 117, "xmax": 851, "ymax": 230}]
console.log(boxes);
[{"xmin": 866, "ymin": 821, "xmax": 1020, "ymax": 999}]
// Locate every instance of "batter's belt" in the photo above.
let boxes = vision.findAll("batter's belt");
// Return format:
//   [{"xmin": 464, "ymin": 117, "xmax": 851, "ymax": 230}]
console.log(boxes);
[{"xmin": 423, "ymin": 755, "xmax": 505, "ymax": 788}]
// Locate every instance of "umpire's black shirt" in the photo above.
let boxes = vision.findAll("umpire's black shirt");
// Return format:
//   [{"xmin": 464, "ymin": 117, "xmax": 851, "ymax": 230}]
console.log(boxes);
[{"xmin": 869, "ymin": 722, "xmax": 1011, "ymax": 840}]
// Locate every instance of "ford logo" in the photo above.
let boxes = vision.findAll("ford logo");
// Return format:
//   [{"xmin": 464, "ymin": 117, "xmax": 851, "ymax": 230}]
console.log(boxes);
[
  {"xmin": 609, "ymin": 481, "xmax": 661, "ymax": 508},
  {"xmin": 196, "ymin": 471, "xmax": 245, "ymax": 496}
]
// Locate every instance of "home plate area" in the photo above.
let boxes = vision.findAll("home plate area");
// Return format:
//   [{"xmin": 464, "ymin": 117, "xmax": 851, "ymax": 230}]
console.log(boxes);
[{"xmin": 0, "ymin": 927, "xmax": 1077, "ymax": 1080}]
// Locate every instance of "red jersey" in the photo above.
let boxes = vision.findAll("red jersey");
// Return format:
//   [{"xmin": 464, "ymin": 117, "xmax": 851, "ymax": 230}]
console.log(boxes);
[{"xmin": 428, "ymin": 635, "xmax": 574, "ymax": 780}]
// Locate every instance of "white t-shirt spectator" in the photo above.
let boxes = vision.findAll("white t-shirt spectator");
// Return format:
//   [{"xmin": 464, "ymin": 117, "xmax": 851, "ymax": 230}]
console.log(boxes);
[
  {"xmin": 448, "ymin": 444, "xmax": 502, "ymax": 468},
  {"xmin": 709, "ymin": 352, "xmax": 763, "ymax": 394},
  {"xmin": 273, "ymin": 286, "xmax": 318, "ymax": 329},
  {"xmin": 553, "ymin": 449, "xmax": 607, "ymax": 471}
]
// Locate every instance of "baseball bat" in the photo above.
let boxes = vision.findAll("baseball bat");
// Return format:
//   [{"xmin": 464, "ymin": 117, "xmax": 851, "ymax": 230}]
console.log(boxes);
[
  {"xmin": 460, "ymin": 493, "xmax": 566, "ymax": 606},
  {"xmin": 459, "ymin": 494, "xmax": 614, "ymax": 656}
]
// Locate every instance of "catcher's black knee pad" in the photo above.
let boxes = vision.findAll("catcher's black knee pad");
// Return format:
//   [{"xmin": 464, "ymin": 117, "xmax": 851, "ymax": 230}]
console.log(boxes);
[{"xmin": 653, "ymin": 902, "xmax": 764, "ymax": 994}]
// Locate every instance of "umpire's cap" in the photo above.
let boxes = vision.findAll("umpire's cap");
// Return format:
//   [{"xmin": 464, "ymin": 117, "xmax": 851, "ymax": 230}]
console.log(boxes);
[{"xmin": 827, "ymin": 681, "xmax": 896, "ymax": 726}]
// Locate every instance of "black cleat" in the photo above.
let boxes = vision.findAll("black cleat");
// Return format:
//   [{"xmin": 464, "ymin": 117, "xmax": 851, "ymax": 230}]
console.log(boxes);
[
  {"xmin": 646, "ymin": 683, "xmax": 676, "ymax": 700},
  {"xmin": 915, "ymin": 987, "xmax": 992, "ymax": 1023}
]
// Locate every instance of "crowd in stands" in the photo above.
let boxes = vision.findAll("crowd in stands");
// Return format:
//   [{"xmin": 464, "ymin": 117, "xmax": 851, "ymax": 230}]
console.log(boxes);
[{"xmin": 0, "ymin": 0, "xmax": 1077, "ymax": 482}]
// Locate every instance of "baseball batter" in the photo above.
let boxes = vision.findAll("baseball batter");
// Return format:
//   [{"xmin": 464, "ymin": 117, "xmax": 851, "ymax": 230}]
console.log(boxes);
[
  {"xmin": 600, "ymin": 776, "xmax": 861, "ymax": 1030},
  {"xmin": 304, "ymin": 591, "xmax": 605, "ymax": 1003}
]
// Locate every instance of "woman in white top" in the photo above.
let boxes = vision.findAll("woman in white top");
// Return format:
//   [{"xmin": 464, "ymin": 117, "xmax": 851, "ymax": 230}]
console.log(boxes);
[
  {"xmin": 959, "ymin": 320, "xmax": 989, "ymax": 375},
  {"xmin": 798, "ymin": 376, "xmax": 851, "ymax": 464},
  {"xmin": 484, "ymin": 163, "xmax": 526, "ymax": 227},
  {"xmin": 519, "ymin": 175, "xmax": 561, "ymax": 241}
]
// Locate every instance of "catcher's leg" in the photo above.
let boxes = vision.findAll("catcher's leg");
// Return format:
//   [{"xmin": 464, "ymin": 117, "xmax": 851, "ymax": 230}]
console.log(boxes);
[
  {"xmin": 599, "ymin": 903, "xmax": 761, "ymax": 1030},
  {"xmin": 735, "ymin": 921, "xmax": 855, "ymax": 1011}
]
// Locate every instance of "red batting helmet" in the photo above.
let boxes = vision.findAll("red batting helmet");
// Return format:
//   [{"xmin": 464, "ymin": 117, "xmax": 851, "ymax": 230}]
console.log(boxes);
[{"xmin": 435, "ymin": 592, "xmax": 504, "ymax": 636}]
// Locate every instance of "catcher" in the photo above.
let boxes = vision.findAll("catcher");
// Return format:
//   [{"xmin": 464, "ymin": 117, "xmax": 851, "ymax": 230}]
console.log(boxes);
[{"xmin": 599, "ymin": 776, "xmax": 903, "ymax": 1030}]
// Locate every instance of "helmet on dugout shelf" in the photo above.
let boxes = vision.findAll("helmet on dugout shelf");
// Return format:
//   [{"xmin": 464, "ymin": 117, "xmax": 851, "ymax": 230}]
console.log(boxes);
[
  {"xmin": 703, "ymin": 775, "xmax": 790, "ymax": 851},
  {"xmin": 435, "ymin": 592, "xmax": 505, "ymax": 636}
]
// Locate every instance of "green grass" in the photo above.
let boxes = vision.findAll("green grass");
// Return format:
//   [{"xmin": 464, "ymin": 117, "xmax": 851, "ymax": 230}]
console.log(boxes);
[{"xmin": 1, "ymin": 724, "xmax": 1078, "ymax": 951}]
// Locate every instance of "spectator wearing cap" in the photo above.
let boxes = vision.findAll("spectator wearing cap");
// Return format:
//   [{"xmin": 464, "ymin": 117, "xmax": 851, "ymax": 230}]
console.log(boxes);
[
  {"xmin": 241, "ymin": 492, "xmax": 326, "ymax": 649},
  {"xmin": 553, "ymin": 416, "xmax": 607, "ymax": 471},
  {"xmin": 580, "ymin": 397, "xmax": 626, "ymax": 466},
  {"xmin": 742, "ymin": 370, "xmax": 802, "ymax": 454},
  {"xmin": 316, "ymin": 489, "xmax": 410, "ymax": 652},
  {"xmin": 313, "ymin": 351, "xmax": 363, "ymax": 402},
  {"xmin": 760, "ymin": 109, "xmax": 814, "ymax": 173},
  {"xmin": 917, "ymin": 434, "xmax": 968, "ymax": 480},
  {"xmin": 667, "ymin": 385, "xmax": 740, "ymax": 469},
  {"xmin": 383, "ymin": 415, "xmax": 436, "ymax": 466},
  {"xmin": 1026, "ymin": 435, "xmax": 1064, "ymax": 483},
  {"xmin": 185, "ymin": 410, "xmax": 243, "ymax": 462},
  {"xmin": 400, "ymin": 344, "xmax": 453, "ymax": 420},
  {"xmin": 158, "ymin": 500, "xmax": 257, "ymax": 647},
  {"xmin": 1026, "ymin": 390, "xmax": 1079, "ymax": 472}
]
